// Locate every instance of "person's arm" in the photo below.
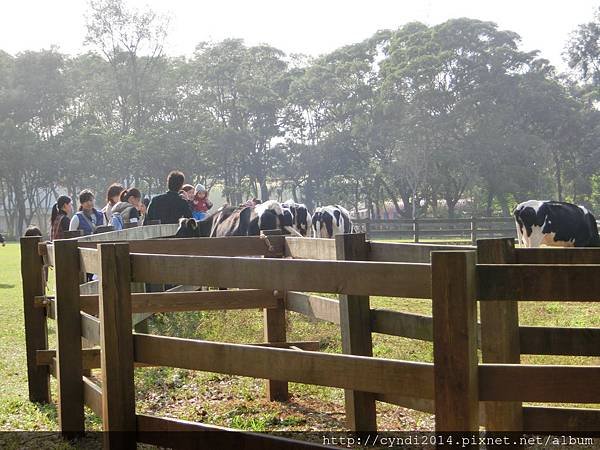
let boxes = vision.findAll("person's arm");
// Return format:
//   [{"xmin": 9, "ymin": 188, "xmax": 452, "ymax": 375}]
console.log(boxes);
[
  {"xmin": 181, "ymin": 198, "xmax": 192, "ymax": 218},
  {"xmin": 95, "ymin": 209, "xmax": 104, "ymax": 226},
  {"xmin": 206, "ymin": 199, "xmax": 213, "ymax": 210},
  {"xmin": 146, "ymin": 199, "xmax": 158, "ymax": 222},
  {"xmin": 129, "ymin": 207, "xmax": 140, "ymax": 223},
  {"xmin": 69, "ymin": 215, "xmax": 79, "ymax": 231}
]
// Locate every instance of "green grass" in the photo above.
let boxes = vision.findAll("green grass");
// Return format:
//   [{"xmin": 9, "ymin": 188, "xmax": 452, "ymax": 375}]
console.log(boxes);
[
  {"xmin": 3, "ymin": 240, "xmax": 600, "ymax": 437},
  {"xmin": 0, "ymin": 243, "xmax": 59, "ymax": 431},
  {"xmin": 0, "ymin": 244, "xmax": 102, "ymax": 449}
]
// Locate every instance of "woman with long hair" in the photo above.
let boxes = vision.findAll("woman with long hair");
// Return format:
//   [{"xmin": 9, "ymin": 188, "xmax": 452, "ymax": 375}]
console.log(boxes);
[
  {"xmin": 109, "ymin": 188, "xmax": 142, "ymax": 229},
  {"xmin": 50, "ymin": 195, "xmax": 73, "ymax": 241},
  {"xmin": 101, "ymin": 183, "xmax": 124, "ymax": 223}
]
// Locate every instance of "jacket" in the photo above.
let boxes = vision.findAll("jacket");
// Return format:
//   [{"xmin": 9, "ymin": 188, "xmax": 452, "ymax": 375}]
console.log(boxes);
[
  {"xmin": 51, "ymin": 212, "xmax": 70, "ymax": 241},
  {"xmin": 71, "ymin": 209, "xmax": 104, "ymax": 235},
  {"xmin": 111, "ymin": 201, "xmax": 140, "ymax": 223},
  {"xmin": 146, "ymin": 191, "xmax": 192, "ymax": 225}
]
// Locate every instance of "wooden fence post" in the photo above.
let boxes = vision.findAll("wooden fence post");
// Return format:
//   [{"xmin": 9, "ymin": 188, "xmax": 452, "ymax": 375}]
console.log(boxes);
[
  {"xmin": 98, "ymin": 243, "xmax": 136, "ymax": 449},
  {"xmin": 470, "ymin": 217, "xmax": 478, "ymax": 244},
  {"xmin": 262, "ymin": 229, "xmax": 289, "ymax": 401},
  {"xmin": 54, "ymin": 239, "xmax": 85, "ymax": 438},
  {"xmin": 20, "ymin": 236, "xmax": 50, "ymax": 403},
  {"xmin": 432, "ymin": 250, "xmax": 478, "ymax": 433},
  {"xmin": 413, "ymin": 219, "xmax": 420, "ymax": 243},
  {"xmin": 264, "ymin": 297, "xmax": 289, "ymax": 401},
  {"xmin": 477, "ymin": 238, "xmax": 522, "ymax": 432},
  {"xmin": 335, "ymin": 233, "xmax": 377, "ymax": 431}
]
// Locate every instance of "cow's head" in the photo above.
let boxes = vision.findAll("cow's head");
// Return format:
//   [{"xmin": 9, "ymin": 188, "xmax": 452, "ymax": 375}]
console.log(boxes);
[
  {"xmin": 312, "ymin": 207, "xmax": 335, "ymax": 238},
  {"xmin": 282, "ymin": 201, "xmax": 312, "ymax": 237},
  {"xmin": 513, "ymin": 201, "xmax": 548, "ymax": 237},
  {"xmin": 175, "ymin": 218, "xmax": 200, "ymax": 238},
  {"xmin": 255, "ymin": 200, "xmax": 302, "ymax": 236},
  {"xmin": 175, "ymin": 216, "xmax": 214, "ymax": 238}
]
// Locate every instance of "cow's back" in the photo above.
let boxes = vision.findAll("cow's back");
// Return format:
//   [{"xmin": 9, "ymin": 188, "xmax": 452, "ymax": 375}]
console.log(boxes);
[{"xmin": 514, "ymin": 200, "xmax": 600, "ymax": 247}]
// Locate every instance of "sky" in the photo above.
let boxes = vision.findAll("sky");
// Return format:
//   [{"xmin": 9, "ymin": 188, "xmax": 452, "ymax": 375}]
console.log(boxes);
[{"xmin": 1, "ymin": 0, "xmax": 598, "ymax": 70}]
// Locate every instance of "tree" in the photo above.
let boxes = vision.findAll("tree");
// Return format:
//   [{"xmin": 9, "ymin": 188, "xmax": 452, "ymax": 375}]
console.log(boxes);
[
  {"xmin": 186, "ymin": 39, "xmax": 288, "ymax": 201},
  {"xmin": 380, "ymin": 19, "xmax": 549, "ymax": 217},
  {"xmin": 85, "ymin": 0, "xmax": 170, "ymax": 135}
]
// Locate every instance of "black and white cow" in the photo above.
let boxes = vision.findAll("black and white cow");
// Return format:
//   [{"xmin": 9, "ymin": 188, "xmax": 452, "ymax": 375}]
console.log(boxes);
[
  {"xmin": 175, "ymin": 200, "xmax": 302, "ymax": 238},
  {"xmin": 282, "ymin": 200, "xmax": 312, "ymax": 237},
  {"xmin": 312, "ymin": 205, "xmax": 353, "ymax": 238},
  {"xmin": 513, "ymin": 200, "xmax": 600, "ymax": 247}
]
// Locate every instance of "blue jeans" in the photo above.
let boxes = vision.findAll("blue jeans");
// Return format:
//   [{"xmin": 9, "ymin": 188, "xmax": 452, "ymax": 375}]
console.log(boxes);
[{"xmin": 193, "ymin": 211, "xmax": 207, "ymax": 221}]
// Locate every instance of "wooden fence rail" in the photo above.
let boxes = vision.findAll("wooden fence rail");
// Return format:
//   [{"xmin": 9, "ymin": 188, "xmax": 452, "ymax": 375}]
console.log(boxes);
[
  {"xmin": 20, "ymin": 232, "xmax": 600, "ymax": 449},
  {"xmin": 129, "ymin": 253, "xmax": 432, "ymax": 298},
  {"xmin": 353, "ymin": 216, "xmax": 516, "ymax": 243}
]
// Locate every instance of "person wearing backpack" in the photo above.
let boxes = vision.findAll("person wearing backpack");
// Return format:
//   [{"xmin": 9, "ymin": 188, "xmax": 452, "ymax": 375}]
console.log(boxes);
[
  {"xmin": 69, "ymin": 190, "xmax": 104, "ymax": 235},
  {"xmin": 101, "ymin": 183, "xmax": 124, "ymax": 224},
  {"xmin": 110, "ymin": 188, "xmax": 142, "ymax": 230}
]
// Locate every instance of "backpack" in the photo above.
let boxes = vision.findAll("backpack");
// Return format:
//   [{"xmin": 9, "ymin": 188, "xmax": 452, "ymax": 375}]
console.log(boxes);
[{"xmin": 110, "ymin": 212, "xmax": 124, "ymax": 231}]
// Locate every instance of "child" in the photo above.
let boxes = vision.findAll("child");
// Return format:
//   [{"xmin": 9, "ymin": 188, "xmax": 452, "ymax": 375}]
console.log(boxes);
[{"xmin": 192, "ymin": 184, "xmax": 213, "ymax": 220}]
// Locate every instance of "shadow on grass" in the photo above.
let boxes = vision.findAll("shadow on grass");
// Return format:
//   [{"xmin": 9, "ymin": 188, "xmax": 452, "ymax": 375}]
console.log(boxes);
[
  {"xmin": 282, "ymin": 398, "xmax": 347, "ymax": 430},
  {"xmin": 0, "ymin": 283, "xmax": 15, "ymax": 289},
  {"xmin": 33, "ymin": 401, "xmax": 58, "ymax": 423},
  {"xmin": 0, "ymin": 432, "xmax": 102, "ymax": 450}
]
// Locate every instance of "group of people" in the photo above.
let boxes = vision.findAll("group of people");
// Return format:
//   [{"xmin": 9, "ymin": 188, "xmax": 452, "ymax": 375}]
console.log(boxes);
[
  {"xmin": 142, "ymin": 171, "xmax": 213, "ymax": 224},
  {"xmin": 48, "ymin": 170, "xmax": 213, "ymax": 240},
  {"xmin": 49, "ymin": 186, "xmax": 146, "ymax": 240},
  {"xmin": 3, "ymin": 170, "xmax": 267, "ymax": 242}
]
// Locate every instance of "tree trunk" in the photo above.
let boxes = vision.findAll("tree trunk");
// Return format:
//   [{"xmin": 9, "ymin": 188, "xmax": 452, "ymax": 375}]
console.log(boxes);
[
  {"xmin": 379, "ymin": 178, "xmax": 405, "ymax": 217},
  {"xmin": 554, "ymin": 153, "xmax": 563, "ymax": 202},
  {"xmin": 486, "ymin": 189, "xmax": 494, "ymax": 217},
  {"xmin": 446, "ymin": 199, "xmax": 457, "ymax": 219},
  {"xmin": 13, "ymin": 179, "xmax": 26, "ymax": 236},
  {"xmin": 431, "ymin": 190, "xmax": 438, "ymax": 216},
  {"xmin": 412, "ymin": 192, "xmax": 417, "ymax": 219},
  {"xmin": 354, "ymin": 181, "xmax": 360, "ymax": 217},
  {"xmin": 259, "ymin": 179, "xmax": 269, "ymax": 201},
  {"xmin": 304, "ymin": 180, "xmax": 316, "ymax": 211},
  {"xmin": 498, "ymin": 195, "xmax": 510, "ymax": 217}
]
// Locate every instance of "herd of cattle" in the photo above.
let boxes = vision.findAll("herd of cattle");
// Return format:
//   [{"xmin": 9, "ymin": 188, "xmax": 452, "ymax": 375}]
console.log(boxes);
[
  {"xmin": 174, "ymin": 198, "xmax": 600, "ymax": 248},
  {"xmin": 175, "ymin": 200, "xmax": 354, "ymax": 239}
]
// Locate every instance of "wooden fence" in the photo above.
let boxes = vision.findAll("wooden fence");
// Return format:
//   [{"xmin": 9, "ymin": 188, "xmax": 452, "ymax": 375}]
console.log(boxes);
[
  {"xmin": 353, "ymin": 216, "xmax": 516, "ymax": 243},
  {"xmin": 20, "ymin": 228, "xmax": 600, "ymax": 449}
]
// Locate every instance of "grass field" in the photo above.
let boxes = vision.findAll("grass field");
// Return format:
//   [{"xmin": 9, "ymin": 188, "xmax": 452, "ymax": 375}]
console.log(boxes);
[{"xmin": 2, "ymin": 240, "xmax": 599, "ymax": 441}]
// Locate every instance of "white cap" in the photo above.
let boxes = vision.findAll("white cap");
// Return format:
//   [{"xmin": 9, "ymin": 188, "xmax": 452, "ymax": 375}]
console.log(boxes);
[{"xmin": 195, "ymin": 184, "xmax": 206, "ymax": 193}]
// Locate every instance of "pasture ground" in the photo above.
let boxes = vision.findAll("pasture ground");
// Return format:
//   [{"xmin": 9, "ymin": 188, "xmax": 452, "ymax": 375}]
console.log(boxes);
[{"xmin": 1, "ymin": 241, "xmax": 599, "ymax": 443}]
